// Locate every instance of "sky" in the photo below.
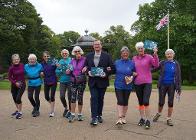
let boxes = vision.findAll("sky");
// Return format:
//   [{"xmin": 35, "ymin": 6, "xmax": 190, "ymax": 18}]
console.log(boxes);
[{"xmin": 28, "ymin": 0, "xmax": 154, "ymax": 35}]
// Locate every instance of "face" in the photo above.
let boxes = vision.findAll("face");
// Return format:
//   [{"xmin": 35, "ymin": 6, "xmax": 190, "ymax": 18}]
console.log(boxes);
[
  {"xmin": 12, "ymin": 57, "xmax": 20, "ymax": 65},
  {"xmin": 165, "ymin": 52, "xmax": 174, "ymax": 61},
  {"xmin": 137, "ymin": 47, "xmax": 145, "ymax": 55},
  {"xmin": 74, "ymin": 50, "xmax": 82, "ymax": 59},
  {"xmin": 121, "ymin": 51, "xmax": 129, "ymax": 60},
  {"xmin": 29, "ymin": 57, "xmax": 36, "ymax": 65},
  {"xmin": 43, "ymin": 53, "xmax": 50, "ymax": 62},
  {"xmin": 61, "ymin": 51, "xmax": 68, "ymax": 59},
  {"xmin": 93, "ymin": 41, "xmax": 102, "ymax": 52}
]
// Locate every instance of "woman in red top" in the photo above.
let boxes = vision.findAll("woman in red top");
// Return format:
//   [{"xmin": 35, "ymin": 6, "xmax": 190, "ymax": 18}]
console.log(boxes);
[{"xmin": 8, "ymin": 54, "xmax": 26, "ymax": 119}]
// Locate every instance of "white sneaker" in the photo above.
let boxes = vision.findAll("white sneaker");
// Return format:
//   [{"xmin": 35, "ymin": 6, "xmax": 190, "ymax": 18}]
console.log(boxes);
[{"xmin": 49, "ymin": 112, "xmax": 55, "ymax": 117}]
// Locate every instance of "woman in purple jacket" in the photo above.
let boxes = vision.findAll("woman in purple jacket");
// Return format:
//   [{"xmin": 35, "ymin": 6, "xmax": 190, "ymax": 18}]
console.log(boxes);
[
  {"xmin": 41, "ymin": 51, "xmax": 57, "ymax": 117},
  {"xmin": 67, "ymin": 46, "xmax": 87, "ymax": 122},
  {"xmin": 8, "ymin": 54, "xmax": 26, "ymax": 119},
  {"xmin": 153, "ymin": 49, "xmax": 181, "ymax": 126}
]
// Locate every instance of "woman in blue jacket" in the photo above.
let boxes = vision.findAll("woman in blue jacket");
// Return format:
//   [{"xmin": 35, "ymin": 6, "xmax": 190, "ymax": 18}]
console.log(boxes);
[
  {"xmin": 25, "ymin": 54, "xmax": 43, "ymax": 117},
  {"xmin": 114, "ymin": 46, "xmax": 136, "ymax": 125},
  {"xmin": 56, "ymin": 49, "xmax": 72, "ymax": 118}
]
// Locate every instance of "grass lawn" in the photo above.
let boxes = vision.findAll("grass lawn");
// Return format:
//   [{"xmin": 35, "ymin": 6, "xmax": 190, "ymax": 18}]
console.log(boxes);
[{"xmin": 0, "ymin": 79, "xmax": 196, "ymax": 91}]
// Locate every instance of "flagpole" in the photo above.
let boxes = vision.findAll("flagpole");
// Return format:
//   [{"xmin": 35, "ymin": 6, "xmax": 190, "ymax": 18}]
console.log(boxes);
[{"xmin": 167, "ymin": 11, "xmax": 169, "ymax": 49}]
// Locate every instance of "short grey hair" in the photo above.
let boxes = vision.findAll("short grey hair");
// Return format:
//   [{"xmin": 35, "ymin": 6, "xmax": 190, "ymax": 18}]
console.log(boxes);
[
  {"xmin": 12, "ymin": 54, "xmax": 20, "ymax": 60},
  {"xmin": 28, "ymin": 54, "xmax": 37, "ymax": 61},
  {"xmin": 165, "ymin": 49, "xmax": 175, "ymax": 55},
  {"xmin": 121, "ymin": 46, "xmax": 129, "ymax": 53},
  {"xmin": 61, "ymin": 49, "xmax": 69, "ymax": 56},
  {"xmin": 135, "ymin": 42, "xmax": 144, "ymax": 50},
  {"xmin": 71, "ymin": 46, "xmax": 84, "ymax": 55}
]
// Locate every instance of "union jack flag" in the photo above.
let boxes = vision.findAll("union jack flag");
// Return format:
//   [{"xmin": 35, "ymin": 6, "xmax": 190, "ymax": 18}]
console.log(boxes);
[{"xmin": 156, "ymin": 14, "xmax": 169, "ymax": 30}]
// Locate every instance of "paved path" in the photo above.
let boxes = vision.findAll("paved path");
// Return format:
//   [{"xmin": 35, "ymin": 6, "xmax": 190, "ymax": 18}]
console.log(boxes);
[{"xmin": 0, "ymin": 89, "xmax": 196, "ymax": 140}]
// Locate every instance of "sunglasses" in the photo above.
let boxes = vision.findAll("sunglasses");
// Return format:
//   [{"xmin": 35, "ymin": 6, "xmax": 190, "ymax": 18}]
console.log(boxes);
[
  {"xmin": 44, "ymin": 56, "xmax": 50, "ymax": 58},
  {"xmin": 74, "ymin": 51, "xmax": 80, "ymax": 53}
]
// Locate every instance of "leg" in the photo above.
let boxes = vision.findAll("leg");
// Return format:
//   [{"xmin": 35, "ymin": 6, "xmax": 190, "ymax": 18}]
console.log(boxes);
[
  {"xmin": 167, "ymin": 84, "xmax": 175, "ymax": 118},
  {"xmin": 122, "ymin": 89, "xmax": 131, "ymax": 117},
  {"xmin": 11, "ymin": 84, "xmax": 18, "ymax": 110},
  {"xmin": 34, "ymin": 85, "xmax": 41, "ymax": 111},
  {"xmin": 60, "ymin": 83, "xmax": 68, "ymax": 109},
  {"xmin": 89, "ymin": 87, "xmax": 99, "ymax": 119},
  {"xmin": 115, "ymin": 89, "xmax": 125, "ymax": 118},
  {"xmin": 97, "ymin": 88, "xmax": 106, "ymax": 117},
  {"xmin": 135, "ymin": 85, "xmax": 145, "ymax": 119},
  {"xmin": 50, "ymin": 84, "xmax": 57, "ymax": 113},
  {"xmin": 143, "ymin": 84, "xmax": 152, "ymax": 120},
  {"xmin": 28, "ymin": 86, "xmax": 36, "ymax": 108},
  {"xmin": 44, "ymin": 84, "xmax": 51, "ymax": 102},
  {"xmin": 15, "ymin": 84, "xmax": 26, "ymax": 112},
  {"xmin": 67, "ymin": 83, "xmax": 72, "ymax": 111},
  {"xmin": 70, "ymin": 83, "xmax": 77, "ymax": 114},
  {"xmin": 77, "ymin": 83, "xmax": 86, "ymax": 114}
]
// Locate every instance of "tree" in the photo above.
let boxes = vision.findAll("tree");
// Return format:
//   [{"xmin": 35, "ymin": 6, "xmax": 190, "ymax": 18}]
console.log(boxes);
[
  {"xmin": 102, "ymin": 25, "xmax": 133, "ymax": 59},
  {"xmin": 131, "ymin": 0, "xmax": 196, "ymax": 83}
]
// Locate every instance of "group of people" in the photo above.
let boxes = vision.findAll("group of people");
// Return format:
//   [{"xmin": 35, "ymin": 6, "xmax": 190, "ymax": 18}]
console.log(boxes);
[{"xmin": 8, "ymin": 40, "xmax": 181, "ymax": 129}]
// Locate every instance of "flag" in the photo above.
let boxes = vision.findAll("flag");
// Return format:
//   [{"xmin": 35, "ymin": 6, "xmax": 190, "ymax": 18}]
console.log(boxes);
[
  {"xmin": 156, "ymin": 14, "xmax": 169, "ymax": 30},
  {"xmin": 144, "ymin": 40, "xmax": 158, "ymax": 50}
]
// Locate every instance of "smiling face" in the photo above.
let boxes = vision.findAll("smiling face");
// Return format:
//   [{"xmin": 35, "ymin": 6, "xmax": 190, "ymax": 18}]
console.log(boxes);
[
  {"xmin": 74, "ymin": 50, "xmax": 82, "ymax": 59},
  {"xmin": 61, "ymin": 50, "xmax": 68, "ymax": 59},
  {"xmin": 121, "ymin": 50, "xmax": 129, "ymax": 60},
  {"xmin": 93, "ymin": 40, "xmax": 102, "ymax": 52},
  {"xmin": 165, "ymin": 52, "xmax": 174, "ymax": 61},
  {"xmin": 137, "ymin": 47, "xmax": 145, "ymax": 56},
  {"xmin": 12, "ymin": 57, "xmax": 20, "ymax": 65},
  {"xmin": 43, "ymin": 53, "xmax": 50, "ymax": 62},
  {"xmin": 29, "ymin": 57, "xmax": 36, "ymax": 65}
]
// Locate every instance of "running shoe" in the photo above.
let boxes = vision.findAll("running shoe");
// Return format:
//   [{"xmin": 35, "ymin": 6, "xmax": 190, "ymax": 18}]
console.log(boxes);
[
  {"xmin": 90, "ymin": 118, "xmax": 98, "ymax": 126},
  {"xmin": 153, "ymin": 113, "xmax": 161, "ymax": 122},
  {"xmin": 63, "ymin": 109, "xmax": 68, "ymax": 117},
  {"xmin": 68, "ymin": 114, "xmax": 75, "ymax": 122},
  {"xmin": 16, "ymin": 112, "xmax": 22, "ymax": 119},
  {"xmin": 116, "ymin": 118, "xmax": 123, "ymax": 125},
  {"xmin": 138, "ymin": 118, "xmax": 145, "ymax": 126},
  {"xmin": 97, "ymin": 116, "xmax": 103, "ymax": 123},
  {"xmin": 167, "ymin": 119, "xmax": 174, "ymax": 126},
  {"xmin": 32, "ymin": 110, "xmax": 40, "ymax": 117},
  {"xmin": 65, "ymin": 111, "xmax": 71, "ymax": 119},
  {"xmin": 77, "ymin": 114, "xmax": 84, "ymax": 121},
  {"xmin": 11, "ymin": 111, "xmax": 18, "ymax": 117},
  {"xmin": 145, "ymin": 120, "xmax": 151, "ymax": 129},
  {"xmin": 49, "ymin": 112, "xmax": 55, "ymax": 117},
  {"xmin": 121, "ymin": 117, "xmax": 127, "ymax": 124}
]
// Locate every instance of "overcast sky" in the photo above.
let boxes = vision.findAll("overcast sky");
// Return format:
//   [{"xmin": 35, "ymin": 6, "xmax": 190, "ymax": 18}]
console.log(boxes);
[{"xmin": 28, "ymin": 0, "xmax": 154, "ymax": 35}]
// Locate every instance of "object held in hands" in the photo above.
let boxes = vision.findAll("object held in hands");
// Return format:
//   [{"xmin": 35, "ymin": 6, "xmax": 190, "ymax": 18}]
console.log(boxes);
[
  {"xmin": 91, "ymin": 67, "xmax": 105, "ymax": 77},
  {"xmin": 47, "ymin": 58, "xmax": 58, "ymax": 66},
  {"xmin": 125, "ymin": 76, "xmax": 133, "ymax": 85},
  {"xmin": 144, "ymin": 40, "xmax": 158, "ymax": 50}
]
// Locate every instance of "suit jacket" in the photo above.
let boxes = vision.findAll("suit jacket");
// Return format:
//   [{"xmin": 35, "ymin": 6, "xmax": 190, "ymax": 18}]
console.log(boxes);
[{"xmin": 85, "ymin": 51, "xmax": 113, "ymax": 88}]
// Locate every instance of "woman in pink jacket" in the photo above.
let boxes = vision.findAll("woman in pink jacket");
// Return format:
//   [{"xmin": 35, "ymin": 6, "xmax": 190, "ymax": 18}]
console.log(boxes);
[{"xmin": 133, "ymin": 42, "xmax": 159, "ymax": 129}]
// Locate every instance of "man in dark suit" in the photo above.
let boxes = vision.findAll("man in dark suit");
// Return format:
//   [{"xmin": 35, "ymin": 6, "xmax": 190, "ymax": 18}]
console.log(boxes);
[{"xmin": 84, "ymin": 40, "xmax": 113, "ymax": 125}]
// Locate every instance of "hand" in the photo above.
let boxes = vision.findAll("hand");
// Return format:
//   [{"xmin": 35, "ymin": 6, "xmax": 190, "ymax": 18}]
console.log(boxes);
[
  {"xmin": 107, "ymin": 67, "xmax": 111, "ymax": 71},
  {"xmin": 153, "ymin": 47, "xmax": 158, "ymax": 55},
  {"xmin": 65, "ymin": 69, "xmax": 71, "ymax": 74},
  {"xmin": 56, "ymin": 63, "xmax": 60, "ymax": 67},
  {"xmin": 100, "ymin": 72, "xmax": 106, "ymax": 78},
  {"xmin": 82, "ymin": 67, "xmax": 87, "ymax": 73},
  {"xmin": 40, "ymin": 72, "xmax": 44, "ymax": 77},
  {"xmin": 88, "ymin": 71, "xmax": 93, "ymax": 77},
  {"xmin": 15, "ymin": 82, "xmax": 21, "ymax": 88},
  {"xmin": 133, "ymin": 72, "xmax": 137, "ymax": 76}
]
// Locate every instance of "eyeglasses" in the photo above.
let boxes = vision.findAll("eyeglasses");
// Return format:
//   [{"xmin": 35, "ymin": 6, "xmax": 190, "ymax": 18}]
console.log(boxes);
[
  {"xmin": 44, "ymin": 56, "xmax": 50, "ymax": 58},
  {"xmin": 74, "ymin": 51, "xmax": 80, "ymax": 53}
]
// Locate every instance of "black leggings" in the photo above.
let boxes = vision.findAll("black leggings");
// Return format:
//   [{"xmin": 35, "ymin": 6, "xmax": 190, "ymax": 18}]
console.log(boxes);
[
  {"xmin": 159, "ymin": 84, "xmax": 175, "ymax": 107},
  {"xmin": 28, "ymin": 86, "xmax": 41, "ymax": 111},
  {"xmin": 115, "ymin": 88, "xmax": 131, "ymax": 106},
  {"xmin": 60, "ymin": 83, "xmax": 71, "ymax": 110},
  {"xmin": 44, "ymin": 84, "xmax": 57, "ymax": 102},
  {"xmin": 70, "ymin": 82, "xmax": 86, "ymax": 105},
  {"xmin": 11, "ymin": 84, "xmax": 26, "ymax": 104},
  {"xmin": 135, "ymin": 83, "xmax": 152, "ymax": 106}
]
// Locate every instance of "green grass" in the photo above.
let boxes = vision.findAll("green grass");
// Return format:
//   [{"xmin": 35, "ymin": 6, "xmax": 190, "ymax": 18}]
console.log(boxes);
[{"xmin": 0, "ymin": 79, "xmax": 196, "ymax": 91}]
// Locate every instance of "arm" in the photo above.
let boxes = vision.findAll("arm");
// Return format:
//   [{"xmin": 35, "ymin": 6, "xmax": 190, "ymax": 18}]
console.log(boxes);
[
  {"xmin": 8, "ymin": 67, "xmax": 16, "ymax": 85},
  {"xmin": 176, "ymin": 61, "xmax": 182, "ymax": 94}
]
